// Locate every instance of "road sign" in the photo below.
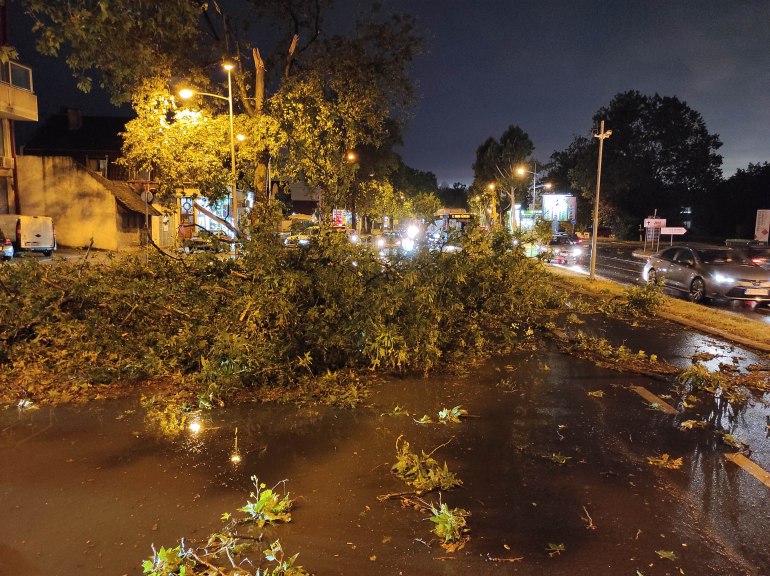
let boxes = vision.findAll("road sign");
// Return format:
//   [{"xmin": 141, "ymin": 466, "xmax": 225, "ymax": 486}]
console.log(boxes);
[
  {"xmin": 644, "ymin": 218, "xmax": 666, "ymax": 228},
  {"xmin": 661, "ymin": 227, "xmax": 686, "ymax": 235}
]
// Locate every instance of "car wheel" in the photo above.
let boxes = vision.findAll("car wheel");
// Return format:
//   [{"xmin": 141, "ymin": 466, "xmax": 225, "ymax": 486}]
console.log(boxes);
[
  {"xmin": 646, "ymin": 268, "xmax": 657, "ymax": 284},
  {"xmin": 689, "ymin": 277, "xmax": 707, "ymax": 304}
]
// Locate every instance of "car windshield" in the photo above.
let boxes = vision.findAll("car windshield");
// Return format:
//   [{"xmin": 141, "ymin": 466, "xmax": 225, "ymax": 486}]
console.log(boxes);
[{"xmin": 697, "ymin": 249, "xmax": 751, "ymax": 264}]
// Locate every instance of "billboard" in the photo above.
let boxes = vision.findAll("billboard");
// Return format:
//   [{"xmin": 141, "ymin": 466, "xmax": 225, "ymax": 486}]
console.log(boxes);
[
  {"xmin": 542, "ymin": 194, "xmax": 577, "ymax": 223},
  {"xmin": 755, "ymin": 209, "xmax": 770, "ymax": 242}
]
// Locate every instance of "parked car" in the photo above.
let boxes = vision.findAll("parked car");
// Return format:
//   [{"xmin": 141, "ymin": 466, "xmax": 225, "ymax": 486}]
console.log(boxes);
[
  {"xmin": 642, "ymin": 244, "xmax": 770, "ymax": 304},
  {"xmin": 0, "ymin": 214, "xmax": 56, "ymax": 256},
  {"xmin": 0, "ymin": 226, "xmax": 14, "ymax": 260},
  {"xmin": 540, "ymin": 234, "xmax": 585, "ymax": 265}
]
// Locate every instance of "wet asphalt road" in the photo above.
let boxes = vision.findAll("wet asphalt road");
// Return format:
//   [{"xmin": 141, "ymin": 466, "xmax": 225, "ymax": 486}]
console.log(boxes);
[
  {"xmin": 568, "ymin": 241, "xmax": 770, "ymax": 324},
  {"xmin": 1, "ymin": 312, "xmax": 769, "ymax": 575}
]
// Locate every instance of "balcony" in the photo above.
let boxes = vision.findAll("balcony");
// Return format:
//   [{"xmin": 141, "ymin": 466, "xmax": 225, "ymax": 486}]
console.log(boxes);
[{"xmin": 0, "ymin": 61, "xmax": 38, "ymax": 122}]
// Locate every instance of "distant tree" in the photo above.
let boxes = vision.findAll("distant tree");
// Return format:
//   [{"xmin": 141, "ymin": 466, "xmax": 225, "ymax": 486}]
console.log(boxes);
[
  {"xmin": 471, "ymin": 125, "xmax": 535, "ymax": 225},
  {"xmin": 472, "ymin": 125, "xmax": 534, "ymax": 188},
  {"xmin": 437, "ymin": 183, "xmax": 469, "ymax": 209},
  {"xmin": 701, "ymin": 162, "xmax": 770, "ymax": 239},
  {"xmin": 391, "ymin": 161, "xmax": 438, "ymax": 198},
  {"xmin": 549, "ymin": 91, "xmax": 722, "ymax": 238}
]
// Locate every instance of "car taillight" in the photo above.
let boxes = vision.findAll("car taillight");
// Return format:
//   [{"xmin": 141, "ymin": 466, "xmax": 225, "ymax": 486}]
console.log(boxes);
[
  {"xmin": 3, "ymin": 238, "xmax": 9, "ymax": 245},
  {"xmin": 752, "ymin": 257, "xmax": 766, "ymax": 265}
]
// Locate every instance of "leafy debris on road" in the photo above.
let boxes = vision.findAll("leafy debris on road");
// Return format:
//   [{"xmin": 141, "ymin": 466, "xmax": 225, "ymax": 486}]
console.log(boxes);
[{"xmin": 647, "ymin": 453, "xmax": 683, "ymax": 469}]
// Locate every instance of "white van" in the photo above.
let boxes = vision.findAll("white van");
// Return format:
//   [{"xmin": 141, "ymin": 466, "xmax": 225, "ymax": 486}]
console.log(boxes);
[{"xmin": 0, "ymin": 214, "xmax": 56, "ymax": 256}]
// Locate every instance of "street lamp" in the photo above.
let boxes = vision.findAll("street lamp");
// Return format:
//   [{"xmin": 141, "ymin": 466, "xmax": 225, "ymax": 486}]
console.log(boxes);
[
  {"xmin": 589, "ymin": 120, "xmax": 612, "ymax": 280},
  {"xmin": 345, "ymin": 151, "xmax": 359, "ymax": 230},
  {"xmin": 179, "ymin": 59, "xmax": 239, "ymax": 234},
  {"xmin": 516, "ymin": 162, "xmax": 551, "ymax": 211}
]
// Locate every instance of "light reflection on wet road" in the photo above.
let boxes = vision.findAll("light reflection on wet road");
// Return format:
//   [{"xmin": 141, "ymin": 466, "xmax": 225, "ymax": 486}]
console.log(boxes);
[{"xmin": 1, "ymin": 315, "xmax": 769, "ymax": 575}]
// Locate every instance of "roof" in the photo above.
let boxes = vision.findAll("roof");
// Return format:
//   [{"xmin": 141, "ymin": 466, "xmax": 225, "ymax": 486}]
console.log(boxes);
[
  {"xmin": 88, "ymin": 170, "xmax": 159, "ymax": 216},
  {"xmin": 22, "ymin": 110, "xmax": 132, "ymax": 156}
]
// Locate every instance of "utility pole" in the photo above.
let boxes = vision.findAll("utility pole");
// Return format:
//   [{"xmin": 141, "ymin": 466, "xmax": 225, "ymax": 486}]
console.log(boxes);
[{"xmin": 589, "ymin": 120, "xmax": 612, "ymax": 280}]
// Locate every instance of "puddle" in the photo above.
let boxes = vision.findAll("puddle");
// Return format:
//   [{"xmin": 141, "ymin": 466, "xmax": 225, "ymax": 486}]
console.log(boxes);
[{"xmin": 2, "ymin": 333, "xmax": 769, "ymax": 575}]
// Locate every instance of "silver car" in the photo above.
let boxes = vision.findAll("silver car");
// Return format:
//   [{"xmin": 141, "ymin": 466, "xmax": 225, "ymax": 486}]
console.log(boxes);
[{"xmin": 642, "ymin": 245, "xmax": 770, "ymax": 304}]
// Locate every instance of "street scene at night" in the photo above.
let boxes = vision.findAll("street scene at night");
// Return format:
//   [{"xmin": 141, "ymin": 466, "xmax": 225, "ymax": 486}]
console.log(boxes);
[{"xmin": 1, "ymin": 1, "xmax": 769, "ymax": 575}]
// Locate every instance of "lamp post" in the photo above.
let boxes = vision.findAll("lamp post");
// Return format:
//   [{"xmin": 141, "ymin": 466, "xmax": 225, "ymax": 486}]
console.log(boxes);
[
  {"xmin": 346, "ymin": 151, "xmax": 358, "ymax": 230},
  {"xmin": 179, "ymin": 60, "xmax": 238, "ymax": 234},
  {"xmin": 223, "ymin": 61, "xmax": 237, "ymax": 229},
  {"xmin": 516, "ymin": 162, "xmax": 551, "ymax": 211},
  {"xmin": 589, "ymin": 119, "xmax": 612, "ymax": 280}
]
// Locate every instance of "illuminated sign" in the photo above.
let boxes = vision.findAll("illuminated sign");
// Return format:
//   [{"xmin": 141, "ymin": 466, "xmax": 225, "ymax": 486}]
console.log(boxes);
[{"xmin": 542, "ymin": 194, "xmax": 577, "ymax": 222}]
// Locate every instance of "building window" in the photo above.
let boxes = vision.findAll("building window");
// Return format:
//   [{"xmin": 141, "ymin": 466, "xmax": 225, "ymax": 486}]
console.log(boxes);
[{"xmin": 10, "ymin": 63, "xmax": 33, "ymax": 91}]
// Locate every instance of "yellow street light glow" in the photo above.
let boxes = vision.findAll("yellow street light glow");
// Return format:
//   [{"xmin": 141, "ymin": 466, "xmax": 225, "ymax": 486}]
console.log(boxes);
[
  {"xmin": 188, "ymin": 420, "xmax": 202, "ymax": 434},
  {"xmin": 236, "ymin": 134, "xmax": 246, "ymax": 142},
  {"xmin": 222, "ymin": 61, "xmax": 235, "ymax": 71},
  {"xmin": 346, "ymin": 151, "xmax": 358, "ymax": 162},
  {"xmin": 178, "ymin": 88, "xmax": 194, "ymax": 99},
  {"xmin": 516, "ymin": 167, "xmax": 526, "ymax": 176},
  {"xmin": 229, "ymin": 426, "xmax": 241, "ymax": 464},
  {"xmin": 487, "ymin": 183, "xmax": 496, "ymax": 191}
]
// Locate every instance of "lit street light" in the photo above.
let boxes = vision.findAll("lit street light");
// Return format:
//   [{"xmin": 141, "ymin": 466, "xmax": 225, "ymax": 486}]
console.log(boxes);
[
  {"xmin": 589, "ymin": 119, "xmax": 612, "ymax": 280},
  {"xmin": 346, "ymin": 151, "xmax": 358, "ymax": 230},
  {"xmin": 179, "ymin": 59, "xmax": 239, "ymax": 235},
  {"xmin": 516, "ymin": 162, "xmax": 552, "ymax": 211}
]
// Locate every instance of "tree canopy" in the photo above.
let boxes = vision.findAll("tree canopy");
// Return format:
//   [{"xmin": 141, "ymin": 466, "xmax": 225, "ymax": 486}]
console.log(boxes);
[
  {"xmin": 23, "ymin": 0, "xmax": 422, "ymax": 212},
  {"xmin": 549, "ymin": 91, "xmax": 722, "ymax": 237},
  {"xmin": 471, "ymin": 124, "xmax": 535, "ymax": 226},
  {"xmin": 701, "ymin": 162, "xmax": 770, "ymax": 239}
]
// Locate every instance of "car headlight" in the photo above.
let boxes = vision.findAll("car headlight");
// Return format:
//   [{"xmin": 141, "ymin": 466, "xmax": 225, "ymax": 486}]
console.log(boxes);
[
  {"xmin": 377, "ymin": 238, "xmax": 385, "ymax": 248},
  {"xmin": 714, "ymin": 273, "xmax": 733, "ymax": 284},
  {"xmin": 572, "ymin": 247, "xmax": 583, "ymax": 256},
  {"xmin": 402, "ymin": 237, "xmax": 415, "ymax": 251}
]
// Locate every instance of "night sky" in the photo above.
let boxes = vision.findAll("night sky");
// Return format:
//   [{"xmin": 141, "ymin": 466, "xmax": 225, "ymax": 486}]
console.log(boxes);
[{"xmin": 13, "ymin": 0, "xmax": 770, "ymax": 186}]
